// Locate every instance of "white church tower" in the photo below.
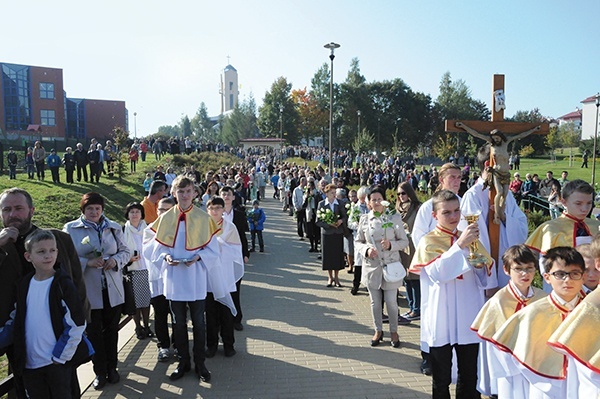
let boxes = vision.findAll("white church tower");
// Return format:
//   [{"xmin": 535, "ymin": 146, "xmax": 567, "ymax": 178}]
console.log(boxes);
[{"xmin": 221, "ymin": 63, "xmax": 239, "ymax": 114}]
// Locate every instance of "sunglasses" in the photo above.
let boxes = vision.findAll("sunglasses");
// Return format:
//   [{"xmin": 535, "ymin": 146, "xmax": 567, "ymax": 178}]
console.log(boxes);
[{"xmin": 397, "ymin": 192, "xmax": 407, "ymax": 196}]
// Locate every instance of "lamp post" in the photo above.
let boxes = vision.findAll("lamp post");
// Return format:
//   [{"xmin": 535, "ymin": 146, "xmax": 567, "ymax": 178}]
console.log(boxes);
[
  {"xmin": 357, "ymin": 110, "xmax": 361, "ymax": 135},
  {"xmin": 133, "ymin": 112, "xmax": 137, "ymax": 139},
  {"xmin": 592, "ymin": 93, "xmax": 600, "ymax": 189},
  {"xmin": 279, "ymin": 105, "xmax": 284, "ymax": 157},
  {"xmin": 324, "ymin": 42, "xmax": 340, "ymax": 174},
  {"xmin": 279, "ymin": 104, "xmax": 284, "ymax": 141}
]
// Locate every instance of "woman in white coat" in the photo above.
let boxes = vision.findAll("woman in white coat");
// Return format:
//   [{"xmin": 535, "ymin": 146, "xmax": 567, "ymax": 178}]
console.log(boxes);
[
  {"xmin": 64, "ymin": 192, "xmax": 131, "ymax": 390},
  {"xmin": 355, "ymin": 186, "xmax": 408, "ymax": 348}
]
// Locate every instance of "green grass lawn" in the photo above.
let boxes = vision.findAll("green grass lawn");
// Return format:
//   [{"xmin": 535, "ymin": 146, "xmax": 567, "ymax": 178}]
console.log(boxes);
[{"xmin": 0, "ymin": 160, "xmax": 163, "ymax": 229}]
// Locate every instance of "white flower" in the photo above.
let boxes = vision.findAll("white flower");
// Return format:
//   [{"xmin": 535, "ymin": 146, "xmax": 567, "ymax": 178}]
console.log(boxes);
[
  {"xmin": 345, "ymin": 203, "xmax": 351, "ymax": 209},
  {"xmin": 380, "ymin": 200, "xmax": 390, "ymax": 207},
  {"xmin": 81, "ymin": 236, "xmax": 91, "ymax": 246}
]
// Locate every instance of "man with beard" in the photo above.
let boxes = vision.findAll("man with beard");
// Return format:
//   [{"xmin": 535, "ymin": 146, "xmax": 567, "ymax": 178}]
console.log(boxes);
[{"xmin": 0, "ymin": 188, "xmax": 89, "ymax": 398}]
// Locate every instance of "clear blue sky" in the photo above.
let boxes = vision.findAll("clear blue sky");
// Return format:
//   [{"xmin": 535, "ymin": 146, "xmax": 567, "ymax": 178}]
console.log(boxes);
[{"xmin": 4, "ymin": 0, "xmax": 599, "ymax": 136}]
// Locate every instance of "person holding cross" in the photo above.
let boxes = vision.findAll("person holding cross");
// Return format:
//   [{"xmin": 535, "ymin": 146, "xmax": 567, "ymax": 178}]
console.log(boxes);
[{"xmin": 455, "ymin": 122, "xmax": 540, "ymax": 224}]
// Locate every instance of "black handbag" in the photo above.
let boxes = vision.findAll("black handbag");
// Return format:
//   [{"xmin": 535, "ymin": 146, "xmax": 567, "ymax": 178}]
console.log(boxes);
[{"xmin": 121, "ymin": 267, "xmax": 136, "ymax": 316}]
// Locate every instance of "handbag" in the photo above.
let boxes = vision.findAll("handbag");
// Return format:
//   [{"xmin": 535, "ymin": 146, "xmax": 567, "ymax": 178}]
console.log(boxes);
[
  {"xmin": 121, "ymin": 269, "xmax": 136, "ymax": 316},
  {"xmin": 382, "ymin": 261, "xmax": 406, "ymax": 283},
  {"xmin": 368, "ymin": 221, "xmax": 406, "ymax": 283}
]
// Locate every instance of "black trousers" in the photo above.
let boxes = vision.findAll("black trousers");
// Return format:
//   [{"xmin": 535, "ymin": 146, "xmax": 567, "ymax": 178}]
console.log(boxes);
[
  {"xmin": 251, "ymin": 230, "xmax": 264, "ymax": 250},
  {"xmin": 66, "ymin": 168, "xmax": 74, "ymax": 183},
  {"xmin": 352, "ymin": 266, "xmax": 362, "ymax": 289},
  {"xmin": 23, "ymin": 364, "xmax": 72, "ymax": 399},
  {"xmin": 169, "ymin": 300, "xmax": 206, "ymax": 366},
  {"xmin": 50, "ymin": 166, "xmax": 60, "ymax": 183},
  {"xmin": 429, "ymin": 343, "xmax": 480, "ymax": 399},
  {"xmin": 76, "ymin": 164, "xmax": 88, "ymax": 182},
  {"xmin": 87, "ymin": 290, "xmax": 122, "ymax": 376},
  {"xmin": 151, "ymin": 294, "xmax": 171, "ymax": 349},
  {"xmin": 232, "ymin": 279, "xmax": 243, "ymax": 324},
  {"xmin": 296, "ymin": 210, "xmax": 306, "ymax": 238},
  {"xmin": 205, "ymin": 293, "xmax": 235, "ymax": 350}
]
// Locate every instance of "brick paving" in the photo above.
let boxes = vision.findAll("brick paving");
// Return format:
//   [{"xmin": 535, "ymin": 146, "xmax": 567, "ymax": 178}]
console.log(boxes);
[{"xmin": 80, "ymin": 188, "xmax": 436, "ymax": 399}]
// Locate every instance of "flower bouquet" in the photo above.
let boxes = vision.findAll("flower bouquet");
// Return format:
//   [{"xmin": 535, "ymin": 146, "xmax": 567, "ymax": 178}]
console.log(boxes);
[
  {"xmin": 316, "ymin": 207, "xmax": 339, "ymax": 225},
  {"xmin": 348, "ymin": 202, "xmax": 362, "ymax": 225}
]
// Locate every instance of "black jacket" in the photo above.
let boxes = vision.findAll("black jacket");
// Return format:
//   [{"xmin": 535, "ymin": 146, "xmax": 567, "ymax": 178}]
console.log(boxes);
[{"xmin": 7, "ymin": 268, "xmax": 93, "ymax": 375}]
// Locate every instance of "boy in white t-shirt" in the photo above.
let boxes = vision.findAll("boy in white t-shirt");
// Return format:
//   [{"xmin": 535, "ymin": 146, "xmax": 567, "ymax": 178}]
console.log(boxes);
[{"xmin": 0, "ymin": 229, "xmax": 91, "ymax": 399}]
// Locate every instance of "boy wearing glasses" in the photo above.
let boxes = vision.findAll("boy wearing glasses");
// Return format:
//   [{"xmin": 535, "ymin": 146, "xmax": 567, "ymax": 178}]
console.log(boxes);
[
  {"xmin": 492, "ymin": 246, "xmax": 586, "ymax": 398},
  {"xmin": 526, "ymin": 179, "xmax": 600, "ymax": 291},
  {"xmin": 471, "ymin": 245, "xmax": 546, "ymax": 398},
  {"xmin": 548, "ymin": 237, "xmax": 600, "ymax": 397}
]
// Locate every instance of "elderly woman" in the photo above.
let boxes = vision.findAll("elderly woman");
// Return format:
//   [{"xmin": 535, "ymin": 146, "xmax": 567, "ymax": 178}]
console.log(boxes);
[
  {"xmin": 304, "ymin": 179, "xmax": 320, "ymax": 253},
  {"xmin": 355, "ymin": 186, "xmax": 409, "ymax": 348},
  {"xmin": 64, "ymin": 192, "xmax": 131, "ymax": 390},
  {"xmin": 315, "ymin": 183, "xmax": 349, "ymax": 287},
  {"xmin": 123, "ymin": 202, "xmax": 153, "ymax": 340}
]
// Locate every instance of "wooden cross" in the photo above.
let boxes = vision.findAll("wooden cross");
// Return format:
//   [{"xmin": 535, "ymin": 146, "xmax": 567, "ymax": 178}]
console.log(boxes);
[{"xmin": 445, "ymin": 74, "xmax": 549, "ymax": 264}]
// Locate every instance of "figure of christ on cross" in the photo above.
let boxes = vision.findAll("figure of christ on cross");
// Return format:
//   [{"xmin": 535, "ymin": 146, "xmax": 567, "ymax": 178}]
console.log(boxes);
[{"xmin": 455, "ymin": 122, "xmax": 541, "ymax": 224}]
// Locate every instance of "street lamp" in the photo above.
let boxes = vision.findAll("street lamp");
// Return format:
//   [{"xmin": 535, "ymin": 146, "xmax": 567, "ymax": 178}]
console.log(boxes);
[
  {"xmin": 133, "ymin": 112, "xmax": 137, "ymax": 139},
  {"xmin": 592, "ymin": 93, "xmax": 600, "ymax": 189},
  {"xmin": 279, "ymin": 105, "xmax": 284, "ymax": 140},
  {"xmin": 357, "ymin": 110, "xmax": 361, "ymax": 135},
  {"xmin": 279, "ymin": 105, "xmax": 284, "ymax": 157},
  {"xmin": 324, "ymin": 41, "xmax": 340, "ymax": 174}
]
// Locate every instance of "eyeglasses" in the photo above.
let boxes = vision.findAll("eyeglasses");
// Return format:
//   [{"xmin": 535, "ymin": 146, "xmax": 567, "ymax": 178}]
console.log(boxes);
[
  {"xmin": 397, "ymin": 192, "xmax": 407, "ymax": 196},
  {"xmin": 511, "ymin": 267, "xmax": 536, "ymax": 275},
  {"xmin": 547, "ymin": 271, "xmax": 584, "ymax": 281}
]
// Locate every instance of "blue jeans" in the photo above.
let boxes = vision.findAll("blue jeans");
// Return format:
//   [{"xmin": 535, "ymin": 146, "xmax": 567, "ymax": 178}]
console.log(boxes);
[
  {"xmin": 405, "ymin": 279, "xmax": 421, "ymax": 314},
  {"xmin": 170, "ymin": 300, "xmax": 206, "ymax": 366}
]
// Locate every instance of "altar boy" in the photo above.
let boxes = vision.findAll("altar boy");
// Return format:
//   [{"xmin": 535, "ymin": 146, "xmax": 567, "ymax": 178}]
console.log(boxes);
[
  {"xmin": 409, "ymin": 190, "xmax": 495, "ymax": 399},
  {"xmin": 547, "ymin": 236, "xmax": 600, "ymax": 397},
  {"xmin": 470, "ymin": 245, "xmax": 546, "ymax": 397},
  {"xmin": 492, "ymin": 246, "xmax": 586, "ymax": 398}
]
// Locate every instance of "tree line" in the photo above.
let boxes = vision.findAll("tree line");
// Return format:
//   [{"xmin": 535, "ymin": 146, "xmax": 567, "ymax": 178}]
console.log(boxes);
[{"xmin": 155, "ymin": 59, "xmax": 585, "ymax": 161}]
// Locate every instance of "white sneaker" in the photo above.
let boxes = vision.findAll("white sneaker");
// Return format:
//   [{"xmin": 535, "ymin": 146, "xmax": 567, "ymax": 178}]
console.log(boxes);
[{"xmin": 158, "ymin": 348, "xmax": 170, "ymax": 362}]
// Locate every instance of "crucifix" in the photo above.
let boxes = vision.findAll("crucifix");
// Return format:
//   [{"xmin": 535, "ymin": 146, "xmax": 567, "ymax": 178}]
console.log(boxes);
[{"xmin": 445, "ymin": 74, "xmax": 549, "ymax": 263}]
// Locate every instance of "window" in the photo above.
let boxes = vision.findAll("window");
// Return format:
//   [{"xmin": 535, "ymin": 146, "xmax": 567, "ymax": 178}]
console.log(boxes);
[
  {"xmin": 40, "ymin": 82, "xmax": 55, "ymax": 99},
  {"xmin": 229, "ymin": 82, "xmax": 233, "ymax": 91},
  {"xmin": 2, "ymin": 64, "xmax": 31, "ymax": 130},
  {"xmin": 40, "ymin": 109, "xmax": 56, "ymax": 126}
]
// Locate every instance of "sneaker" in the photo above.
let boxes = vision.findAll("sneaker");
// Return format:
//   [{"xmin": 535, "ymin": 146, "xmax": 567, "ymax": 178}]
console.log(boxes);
[
  {"xmin": 398, "ymin": 315, "xmax": 412, "ymax": 325},
  {"xmin": 158, "ymin": 348, "xmax": 170, "ymax": 362},
  {"xmin": 406, "ymin": 312, "xmax": 420, "ymax": 321},
  {"xmin": 400, "ymin": 311, "xmax": 411, "ymax": 318}
]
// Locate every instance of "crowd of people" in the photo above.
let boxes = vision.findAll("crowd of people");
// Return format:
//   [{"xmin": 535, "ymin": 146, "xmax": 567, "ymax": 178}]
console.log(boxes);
[
  {"xmin": 269, "ymin": 151, "xmax": 600, "ymax": 398},
  {"xmin": 0, "ymin": 139, "xmax": 599, "ymax": 398}
]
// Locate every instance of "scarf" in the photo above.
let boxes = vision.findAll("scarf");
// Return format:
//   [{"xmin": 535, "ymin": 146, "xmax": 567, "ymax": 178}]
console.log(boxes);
[{"xmin": 123, "ymin": 220, "xmax": 147, "ymax": 270}]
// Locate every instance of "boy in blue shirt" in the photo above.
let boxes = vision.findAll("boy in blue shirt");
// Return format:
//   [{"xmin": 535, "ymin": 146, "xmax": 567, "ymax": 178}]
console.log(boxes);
[{"xmin": 247, "ymin": 199, "xmax": 266, "ymax": 252}]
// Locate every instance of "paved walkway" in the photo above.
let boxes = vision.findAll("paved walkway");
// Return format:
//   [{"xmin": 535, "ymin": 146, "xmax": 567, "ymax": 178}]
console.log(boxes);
[{"xmin": 80, "ymin": 188, "xmax": 434, "ymax": 399}]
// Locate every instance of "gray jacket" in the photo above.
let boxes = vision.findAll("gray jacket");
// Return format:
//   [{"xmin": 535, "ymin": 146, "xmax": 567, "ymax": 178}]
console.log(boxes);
[
  {"xmin": 64, "ymin": 217, "xmax": 131, "ymax": 310},
  {"xmin": 355, "ymin": 212, "xmax": 409, "ymax": 290}
]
